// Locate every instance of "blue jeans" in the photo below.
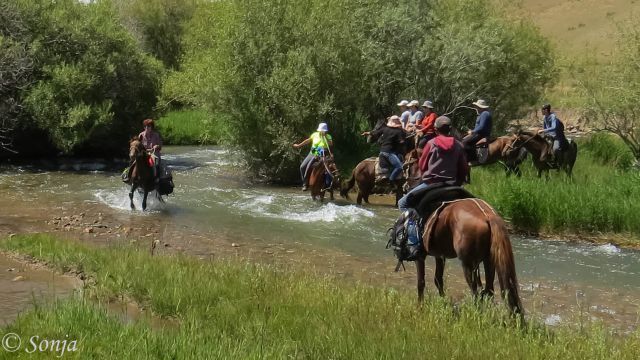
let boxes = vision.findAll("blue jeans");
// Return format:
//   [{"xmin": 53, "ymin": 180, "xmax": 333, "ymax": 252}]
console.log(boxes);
[
  {"xmin": 380, "ymin": 152, "xmax": 403, "ymax": 181},
  {"xmin": 300, "ymin": 152, "xmax": 315, "ymax": 185},
  {"xmin": 398, "ymin": 182, "xmax": 431, "ymax": 212}
]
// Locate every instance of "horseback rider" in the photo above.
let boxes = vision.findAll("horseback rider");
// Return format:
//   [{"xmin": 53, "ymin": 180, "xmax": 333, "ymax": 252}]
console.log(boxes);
[
  {"xmin": 293, "ymin": 122, "xmax": 333, "ymax": 191},
  {"xmin": 399, "ymin": 116, "xmax": 469, "ymax": 211},
  {"xmin": 396, "ymin": 116, "xmax": 469, "ymax": 260},
  {"xmin": 125, "ymin": 119, "xmax": 162, "ymax": 183},
  {"xmin": 361, "ymin": 115, "xmax": 405, "ymax": 183},
  {"xmin": 405, "ymin": 100, "xmax": 424, "ymax": 131},
  {"xmin": 416, "ymin": 100, "xmax": 438, "ymax": 149},
  {"xmin": 462, "ymin": 99, "xmax": 492, "ymax": 161},
  {"xmin": 398, "ymin": 100, "xmax": 411, "ymax": 129},
  {"xmin": 538, "ymin": 103, "xmax": 568, "ymax": 164}
]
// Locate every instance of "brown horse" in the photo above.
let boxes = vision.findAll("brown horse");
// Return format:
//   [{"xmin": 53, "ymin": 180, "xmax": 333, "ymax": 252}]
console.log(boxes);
[
  {"xmin": 471, "ymin": 136, "xmax": 528, "ymax": 177},
  {"xmin": 307, "ymin": 155, "xmax": 341, "ymax": 202},
  {"xmin": 415, "ymin": 198, "xmax": 523, "ymax": 315},
  {"xmin": 506, "ymin": 130, "xmax": 577, "ymax": 178},
  {"xmin": 340, "ymin": 149, "xmax": 421, "ymax": 207},
  {"xmin": 127, "ymin": 138, "xmax": 156, "ymax": 210}
]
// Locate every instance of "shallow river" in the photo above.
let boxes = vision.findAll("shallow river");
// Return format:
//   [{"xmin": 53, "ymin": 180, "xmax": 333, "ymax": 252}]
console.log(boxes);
[{"xmin": 1, "ymin": 146, "xmax": 638, "ymax": 332}]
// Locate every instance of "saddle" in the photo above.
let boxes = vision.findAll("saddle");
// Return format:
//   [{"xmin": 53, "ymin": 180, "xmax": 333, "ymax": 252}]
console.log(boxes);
[
  {"xmin": 372, "ymin": 156, "xmax": 404, "ymax": 182},
  {"xmin": 468, "ymin": 137, "xmax": 495, "ymax": 164},
  {"xmin": 386, "ymin": 183, "xmax": 474, "ymax": 267}
]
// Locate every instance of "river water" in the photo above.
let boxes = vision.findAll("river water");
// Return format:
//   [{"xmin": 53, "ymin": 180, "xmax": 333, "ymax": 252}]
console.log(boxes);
[{"xmin": 1, "ymin": 146, "xmax": 638, "ymax": 332}]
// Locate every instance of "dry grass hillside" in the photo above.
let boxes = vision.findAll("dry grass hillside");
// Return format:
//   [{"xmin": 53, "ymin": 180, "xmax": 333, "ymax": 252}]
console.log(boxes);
[{"xmin": 511, "ymin": 0, "xmax": 640, "ymax": 55}]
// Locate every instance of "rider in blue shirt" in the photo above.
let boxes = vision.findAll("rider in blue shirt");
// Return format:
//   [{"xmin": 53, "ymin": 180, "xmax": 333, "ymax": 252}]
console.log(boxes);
[
  {"xmin": 538, "ymin": 104, "xmax": 567, "ymax": 162},
  {"xmin": 462, "ymin": 99, "xmax": 492, "ymax": 160}
]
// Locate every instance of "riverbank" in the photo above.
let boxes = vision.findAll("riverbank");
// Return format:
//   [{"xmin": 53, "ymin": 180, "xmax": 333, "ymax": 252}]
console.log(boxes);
[{"xmin": 1, "ymin": 234, "xmax": 638, "ymax": 359}]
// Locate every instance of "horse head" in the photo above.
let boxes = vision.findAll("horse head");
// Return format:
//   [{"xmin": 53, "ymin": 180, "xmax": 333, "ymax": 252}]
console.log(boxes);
[
  {"xmin": 129, "ymin": 137, "xmax": 146, "ymax": 160},
  {"xmin": 367, "ymin": 118, "xmax": 387, "ymax": 144},
  {"xmin": 323, "ymin": 156, "xmax": 342, "ymax": 189},
  {"xmin": 403, "ymin": 149, "xmax": 422, "ymax": 191}
]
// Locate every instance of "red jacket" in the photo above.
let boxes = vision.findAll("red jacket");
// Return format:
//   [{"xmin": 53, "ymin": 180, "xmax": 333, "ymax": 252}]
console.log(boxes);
[
  {"xmin": 419, "ymin": 135, "xmax": 468, "ymax": 185},
  {"xmin": 420, "ymin": 112, "xmax": 438, "ymax": 135}
]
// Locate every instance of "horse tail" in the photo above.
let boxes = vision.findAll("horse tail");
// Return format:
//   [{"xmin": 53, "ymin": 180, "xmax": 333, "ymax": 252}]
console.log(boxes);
[
  {"xmin": 340, "ymin": 169, "xmax": 356, "ymax": 199},
  {"xmin": 488, "ymin": 216, "xmax": 523, "ymax": 316}
]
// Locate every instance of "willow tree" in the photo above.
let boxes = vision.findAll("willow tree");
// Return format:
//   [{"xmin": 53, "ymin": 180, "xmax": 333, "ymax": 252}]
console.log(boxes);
[{"xmin": 166, "ymin": 0, "xmax": 554, "ymax": 182}]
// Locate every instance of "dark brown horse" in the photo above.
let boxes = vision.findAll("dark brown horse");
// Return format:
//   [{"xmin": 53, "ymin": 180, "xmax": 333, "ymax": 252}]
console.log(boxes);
[
  {"xmin": 340, "ymin": 149, "xmax": 421, "ymax": 206},
  {"xmin": 415, "ymin": 198, "xmax": 523, "ymax": 315},
  {"xmin": 127, "ymin": 138, "xmax": 156, "ymax": 210},
  {"xmin": 506, "ymin": 130, "xmax": 577, "ymax": 178},
  {"xmin": 307, "ymin": 155, "xmax": 340, "ymax": 202}
]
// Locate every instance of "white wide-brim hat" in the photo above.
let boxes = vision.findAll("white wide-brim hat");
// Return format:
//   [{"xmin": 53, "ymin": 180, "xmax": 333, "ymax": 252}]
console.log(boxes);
[
  {"xmin": 408, "ymin": 100, "xmax": 420, "ymax": 107},
  {"xmin": 317, "ymin": 122, "xmax": 328, "ymax": 132},
  {"xmin": 472, "ymin": 99, "xmax": 490, "ymax": 108},
  {"xmin": 397, "ymin": 100, "xmax": 409, "ymax": 107}
]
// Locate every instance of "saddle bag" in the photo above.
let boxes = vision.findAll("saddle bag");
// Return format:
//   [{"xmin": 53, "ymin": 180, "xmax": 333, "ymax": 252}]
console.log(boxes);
[{"xmin": 157, "ymin": 165, "xmax": 174, "ymax": 195}]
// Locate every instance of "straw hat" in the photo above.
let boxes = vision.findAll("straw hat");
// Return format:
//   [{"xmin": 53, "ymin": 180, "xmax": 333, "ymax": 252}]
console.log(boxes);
[
  {"xmin": 386, "ymin": 115, "xmax": 402, "ymax": 128},
  {"xmin": 472, "ymin": 99, "xmax": 490, "ymax": 109}
]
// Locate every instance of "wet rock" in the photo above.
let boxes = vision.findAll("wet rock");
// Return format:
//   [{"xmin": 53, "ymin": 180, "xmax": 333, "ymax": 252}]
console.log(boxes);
[
  {"xmin": 83, "ymin": 227, "xmax": 94, "ymax": 234},
  {"xmin": 12, "ymin": 275, "xmax": 25, "ymax": 282},
  {"xmin": 7, "ymin": 268, "xmax": 15, "ymax": 272},
  {"xmin": 231, "ymin": 243, "xmax": 240, "ymax": 247}
]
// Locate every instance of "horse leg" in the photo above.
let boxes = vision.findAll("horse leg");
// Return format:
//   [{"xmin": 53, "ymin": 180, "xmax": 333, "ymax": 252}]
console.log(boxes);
[
  {"xmin": 434, "ymin": 257, "xmax": 445, "ymax": 297},
  {"xmin": 416, "ymin": 257, "xmax": 426, "ymax": 303},
  {"xmin": 364, "ymin": 193, "xmax": 370, "ymax": 204},
  {"xmin": 129, "ymin": 184, "xmax": 137, "ymax": 210},
  {"xmin": 474, "ymin": 266, "xmax": 483, "ymax": 290},
  {"xmin": 356, "ymin": 192, "xmax": 363, "ymax": 205},
  {"xmin": 481, "ymin": 258, "xmax": 495, "ymax": 298},
  {"xmin": 462, "ymin": 262, "xmax": 479, "ymax": 297},
  {"xmin": 329, "ymin": 189, "xmax": 334, "ymax": 201},
  {"xmin": 142, "ymin": 190, "xmax": 149, "ymax": 211}
]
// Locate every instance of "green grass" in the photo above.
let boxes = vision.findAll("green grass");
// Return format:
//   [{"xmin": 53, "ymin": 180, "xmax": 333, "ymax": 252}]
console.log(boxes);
[
  {"xmin": 2, "ymin": 234, "xmax": 640, "ymax": 359},
  {"xmin": 467, "ymin": 149, "xmax": 640, "ymax": 239},
  {"xmin": 156, "ymin": 109, "xmax": 223, "ymax": 145}
]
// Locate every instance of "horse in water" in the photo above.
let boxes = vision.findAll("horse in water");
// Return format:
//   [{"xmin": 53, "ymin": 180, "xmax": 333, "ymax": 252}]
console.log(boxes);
[
  {"xmin": 340, "ymin": 149, "xmax": 421, "ymax": 206},
  {"xmin": 506, "ymin": 130, "xmax": 577, "ymax": 178},
  {"xmin": 126, "ymin": 138, "xmax": 157, "ymax": 210},
  {"xmin": 307, "ymin": 155, "xmax": 341, "ymax": 202},
  {"xmin": 415, "ymin": 198, "xmax": 523, "ymax": 316},
  {"xmin": 340, "ymin": 118, "xmax": 419, "ymax": 206}
]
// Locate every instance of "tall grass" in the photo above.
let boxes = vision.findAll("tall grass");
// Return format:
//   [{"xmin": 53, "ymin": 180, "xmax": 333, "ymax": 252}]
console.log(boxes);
[
  {"xmin": 156, "ymin": 109, "xmax": 223, "ymax": 145},
  {"xmin": 467, "ymin": 151, "xmax": 640, "ymax": 237},
  {"xmin": 2, "ymin": 234, "xmax": 639, "ymax": 359},
  {"xmin": 581, "ymin": 132, "xmax": 635, "ymax": 171}
]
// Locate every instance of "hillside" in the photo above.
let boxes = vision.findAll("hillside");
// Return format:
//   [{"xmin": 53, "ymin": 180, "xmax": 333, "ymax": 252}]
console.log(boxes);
[{"xmin": 512, "ymin": 0, "xmax": 640, "ymax": 55}]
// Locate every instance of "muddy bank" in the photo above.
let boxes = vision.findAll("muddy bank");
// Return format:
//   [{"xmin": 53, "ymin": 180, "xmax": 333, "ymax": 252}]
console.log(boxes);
[{"xmin": 0, "ymin": 250, "xmax": 80, "ymax": 325}]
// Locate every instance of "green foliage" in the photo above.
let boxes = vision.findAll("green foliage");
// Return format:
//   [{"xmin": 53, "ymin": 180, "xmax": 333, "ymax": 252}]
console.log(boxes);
[
  {"xmin": 167, "ymin": 0, "xmax": 554, "ymax": 182},
  {"xmin": 3, "ymin": 234, "xmax": 640, "ymax": 359},
  {"xmin": 577, "ymin": 18, "xmax": 640, "ymax": 160},
  {"xmin": 2, "ymin": 0, "xmax": 163, "ymax": 156},
  {"xmin": 156, "ymin": 109, "xmax": 222, "ymax": 145},
  {"xmin": 112, "ymin": 0, "xmax": 198, "ymax": 70},
  {"xmin": 582, "ymin": 133, "xmax": 635, "ymax": 171},
  {"xmin": 468, "ymin": 152, "xmax": 640, "ymax": 236}
]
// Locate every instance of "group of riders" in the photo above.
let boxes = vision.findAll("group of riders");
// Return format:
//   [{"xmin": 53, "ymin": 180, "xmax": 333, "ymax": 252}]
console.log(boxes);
[{"xmin": 294, "ymin": 99, "xmax": 570, "ymax": 261}]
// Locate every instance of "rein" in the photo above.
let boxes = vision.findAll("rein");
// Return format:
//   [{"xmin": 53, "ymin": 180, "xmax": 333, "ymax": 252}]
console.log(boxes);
[{"xmin": 505, "ymin": 134, "xmax": 538, "ymax": 152}]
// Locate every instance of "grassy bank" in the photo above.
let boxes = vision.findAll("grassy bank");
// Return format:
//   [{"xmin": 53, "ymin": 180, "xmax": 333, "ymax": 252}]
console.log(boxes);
[
  {"xmin": 156, "ymin": 109, "xmax": 222, "ymax": 145},
  {"xmin": 2, "ymin": 234, "xmax": 639, "ymax": 359},
  {"xmin": 467, "ymin": 149, "xmax": 640, "ymax": 243}
]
